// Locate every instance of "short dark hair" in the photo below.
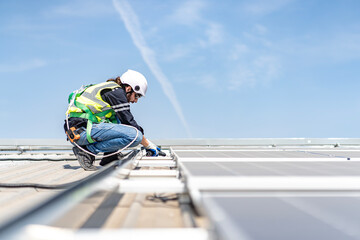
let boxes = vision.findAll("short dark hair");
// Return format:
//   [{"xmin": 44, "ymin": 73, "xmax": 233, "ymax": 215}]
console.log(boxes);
[
  {"xmin": 107, "ymin": 77, "xmax": 130, "ymax": 89},
  {"xmin": 106, "ymin": 76, "xmax": 122, "ymax": 85}
]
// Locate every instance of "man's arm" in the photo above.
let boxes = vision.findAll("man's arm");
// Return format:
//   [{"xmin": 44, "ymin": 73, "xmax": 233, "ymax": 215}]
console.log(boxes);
[
  {"xmin": 141, "ymin": 136, "xmax": 150, "ymax": 147},
  {"xmin": 102, "ymin": 88, "xmax": 144, "ymax": 134},
  {"xmin": 102, "ymin": 88, "xmax": 160, "ymax": 155}
]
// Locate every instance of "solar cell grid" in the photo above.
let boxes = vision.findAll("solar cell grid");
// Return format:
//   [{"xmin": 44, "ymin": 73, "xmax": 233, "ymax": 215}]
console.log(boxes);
[
  {"xmin": 177, "ymin": 151, "xmax": 204, "ymax": 158},
  {"xmin": 202, "ymin": 195, "xmax": 360, "ymax": 240},
  {"xmin": 175, "ymin": 150, "xmax": 335, "ymax": 158},
  {"xmin": 308, "ymin": 151, "xmax": 360, "ymax": 158},
  {"xmin": 174, "ymin": 148, "xmax": 360, "ymax": 160},
  {"xmin": 172, "ymin": 145, "xmax": 360, "ymax": 239},
  {"xmin": 181, "ymin": 162, "xmax": 360, "ymax": 177}
]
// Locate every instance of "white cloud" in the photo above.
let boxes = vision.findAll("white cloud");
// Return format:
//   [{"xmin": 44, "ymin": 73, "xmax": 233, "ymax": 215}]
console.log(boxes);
[
  {"xmin": 4, "ymin": 23, "xmax": 66, "ymax": 32},
  {"xmin": 228, "ymin": 55, "xmax": 281, "ymax": 90},
  {"xmin": 168, "ymin": 0, "xmax": 224, "ymax": 51},
  {"xmin": 197, "ymin": 74, "xmax": 218, "ymax": 89},
  {"xmin": 228, "ymin": 65, "xmax": 256, "ymax": 90},
  {"xmin": 48, "ymin": 0, "xmax": 113, "ymax": 17},
  {"xmin": 163, "ymin": 44, "xmax": 192, "ymax": 62},
  {"xmin": 112, "ymin": 0, "xmax": 192, "ymax": 137},
  {"xmin": 230, "ymin": 43, "xmax": 249, "ymax": 61},
  {"xmin": 243, "ymin": 0, "xmax": 294, "ymax": 15},
  {"xmin": 254, "ymin": 55, "xmax": 281, "ymax": 82},
  {"xmin": 199, "ymin": 22, "xmax": 224, "ymax": 47},
  {"xmin": 311, "ymin": 33, "xmax": 360, "ymax": 61},
  {"xmin": 254, "ymin": 24, "xmax": 268, "ymax": 35},
  {"xmin": 243, "ymin": 32, "xmax": 273, "ymax": 47},
  {"xmin": 0, "ymin": 59, "xmax": 46, "ymax": 73},
  {"xmin": 171, "ymin": 0, "xmax": 206, "ymax": 26},
  {"xmin": 279, "ymin": 32, "xmax": 360, "ymax": 64}
]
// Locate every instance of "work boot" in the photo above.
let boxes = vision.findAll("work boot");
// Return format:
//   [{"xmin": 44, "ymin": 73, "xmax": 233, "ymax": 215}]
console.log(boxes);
[
  {"xmin": 99, "ymin": 152, "xmax": 124, "ymax": 166},
  {"xmin": 72, "ymin": 146, "xmax": 97, "ymax": 171}
]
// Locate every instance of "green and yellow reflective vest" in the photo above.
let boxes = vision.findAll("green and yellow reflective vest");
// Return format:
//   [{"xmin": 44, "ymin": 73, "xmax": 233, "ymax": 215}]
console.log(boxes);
[{"xmin": 66, "ymin": 81, "xmax": 121, "ymax": 143}]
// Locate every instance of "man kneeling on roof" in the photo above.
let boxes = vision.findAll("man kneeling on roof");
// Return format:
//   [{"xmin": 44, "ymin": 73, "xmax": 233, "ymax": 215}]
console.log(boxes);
[{"xmin": 64, "ymin": 69, "xmax": 160, "ymax": 171}]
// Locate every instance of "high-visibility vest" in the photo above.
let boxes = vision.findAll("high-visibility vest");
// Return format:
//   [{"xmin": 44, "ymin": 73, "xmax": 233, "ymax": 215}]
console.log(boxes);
[{"xmin": 66, "ymin": 81, "xmax": 121, "ymax": 143}]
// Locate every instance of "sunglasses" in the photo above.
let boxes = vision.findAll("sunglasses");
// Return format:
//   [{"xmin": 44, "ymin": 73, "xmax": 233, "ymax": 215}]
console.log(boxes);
[{"xmin": 134, "ymin": 92, "xmax": 142, "ymax": 99}]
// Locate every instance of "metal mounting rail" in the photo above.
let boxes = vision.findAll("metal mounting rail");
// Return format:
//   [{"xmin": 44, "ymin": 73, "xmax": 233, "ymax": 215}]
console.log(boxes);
[
  {"xmin": 117, "ymin": 150, "xmax": 185, "ymax": 193},
  {"xmin": 0, "ymin": 150, "xmax": 140, "ymax": 240}
]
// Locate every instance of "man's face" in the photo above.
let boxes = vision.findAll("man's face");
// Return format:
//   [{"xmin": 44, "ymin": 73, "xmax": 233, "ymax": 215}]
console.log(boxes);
[
  {"xmin": 128, "ymin": 91, "xmax": 138, "ymax": 103},
  {"xmin": 125, "ymin": 86, "xmax": 139, "ymax": 103}
]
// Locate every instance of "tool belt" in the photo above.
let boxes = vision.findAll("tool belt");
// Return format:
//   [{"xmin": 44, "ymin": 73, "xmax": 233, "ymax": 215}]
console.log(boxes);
[{"xmin": 66, "ymin": 127, "xmax": 85, "ymax": 143}]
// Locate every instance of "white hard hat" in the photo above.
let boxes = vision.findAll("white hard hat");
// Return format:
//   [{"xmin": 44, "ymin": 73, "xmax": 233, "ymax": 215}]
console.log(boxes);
[{"xmin": 121, "ymin": 69, "xmax": 148, "ymax": 97}]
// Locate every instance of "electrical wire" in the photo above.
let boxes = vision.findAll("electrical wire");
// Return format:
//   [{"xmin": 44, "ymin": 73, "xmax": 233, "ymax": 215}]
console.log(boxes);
[
  {"xmin": 0, "ymin": 149, "xmax": 137, "ymax": 189},
  {"xmin": 0, "ymin": 181, "xmax": 80, "ymax": 189}
]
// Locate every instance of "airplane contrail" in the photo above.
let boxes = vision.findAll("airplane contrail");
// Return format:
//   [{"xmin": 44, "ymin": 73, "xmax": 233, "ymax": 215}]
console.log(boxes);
[{"xmin": 112, "ymin": 0, "xmax": 192, "ymax": 137}]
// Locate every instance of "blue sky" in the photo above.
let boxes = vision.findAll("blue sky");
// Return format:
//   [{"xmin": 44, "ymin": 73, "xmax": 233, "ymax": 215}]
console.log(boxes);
[{"xmin": 1, "ymin": 0, "xmax": 360, "ymax": 139}]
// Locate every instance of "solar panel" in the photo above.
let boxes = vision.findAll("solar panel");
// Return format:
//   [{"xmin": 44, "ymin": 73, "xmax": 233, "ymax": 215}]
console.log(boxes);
[
  {"xmin": 307, "ymin": 151, "xmax": 360, "ymax": 159},
  {"xmin": 174, "ymin": 148, "xmax": 360, "ymax": 160},
  {"xmin": 201, "ymin": 193, "xmax": 360, "ymax": 240},
  {"xmin": 180, "ymin": 161, "xmax": 360, "ymax": 177},
  {"xmin": 175, "ymin": 150, "xmax": 328, "ymax": 158},
  {"xmin": 175, "ymin": 146, "xmax": 360, "ymax": 239}
]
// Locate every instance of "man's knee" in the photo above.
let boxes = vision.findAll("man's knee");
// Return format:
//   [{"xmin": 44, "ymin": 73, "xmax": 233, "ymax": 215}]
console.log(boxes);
[{"xmin": 130, "ymin": 129, "xmax": 143, "ymax": 147}]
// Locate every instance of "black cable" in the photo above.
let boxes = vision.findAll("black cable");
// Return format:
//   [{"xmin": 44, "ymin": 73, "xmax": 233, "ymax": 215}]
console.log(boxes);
[
  {"xmin": 0, "ymin": 150, "xmax": 137, "ymax": 189},
  {"xmin": 0, "ymin": 181, "xmax": 80, "ymax": 189}
]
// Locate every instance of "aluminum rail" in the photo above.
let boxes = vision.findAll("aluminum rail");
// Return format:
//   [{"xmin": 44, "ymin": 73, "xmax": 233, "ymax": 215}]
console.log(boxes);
[{"xmin": 0, "ymin": 150, "xmax": 140, "ymax": 240}]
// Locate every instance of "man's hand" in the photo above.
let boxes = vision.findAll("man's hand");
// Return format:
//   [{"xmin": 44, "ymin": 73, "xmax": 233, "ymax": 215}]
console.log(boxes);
[{"xmin": 145, "ymin": 140, "xmax": 160, "ymax": 156}]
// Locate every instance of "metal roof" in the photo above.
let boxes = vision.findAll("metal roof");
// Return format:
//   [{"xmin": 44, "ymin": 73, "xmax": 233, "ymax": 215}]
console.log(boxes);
[
  {"xmin": 0, "ymin": 160, "xmax": 94, "ymax": 226},
  {"xmin": 1, "ymin": 138, "xmax": 360, "ymax": 240}
]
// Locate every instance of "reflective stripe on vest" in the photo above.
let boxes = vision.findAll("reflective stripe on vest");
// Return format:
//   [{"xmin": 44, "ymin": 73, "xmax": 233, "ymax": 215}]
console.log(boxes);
[{"xmin": 67, "ymin": 82, "xmax": 120, "ymax": 123}]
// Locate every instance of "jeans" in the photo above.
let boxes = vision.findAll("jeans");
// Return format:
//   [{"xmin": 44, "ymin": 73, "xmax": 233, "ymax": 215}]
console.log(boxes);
[{"xmin": 75, "ymin": 122, "xmax": 143, "ymax": 154}]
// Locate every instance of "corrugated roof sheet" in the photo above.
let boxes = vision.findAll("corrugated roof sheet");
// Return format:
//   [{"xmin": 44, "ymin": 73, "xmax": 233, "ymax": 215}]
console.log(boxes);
[{"xmin": 0, "ymin": 159, "xmax": 94, "ymax": 225}]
